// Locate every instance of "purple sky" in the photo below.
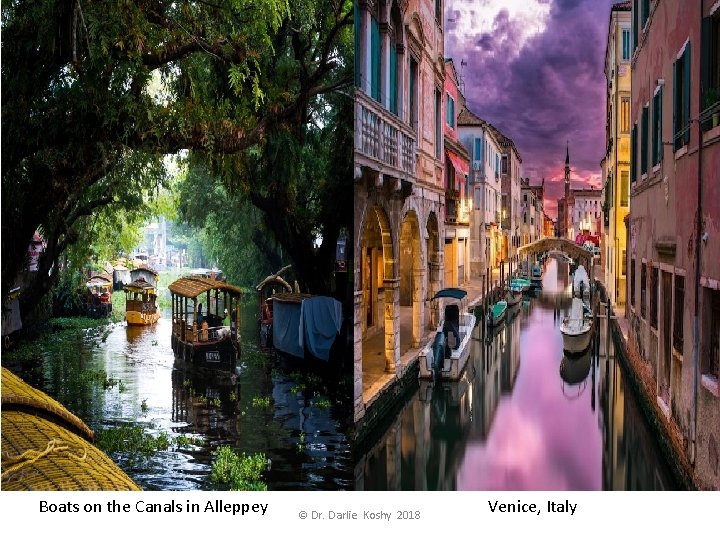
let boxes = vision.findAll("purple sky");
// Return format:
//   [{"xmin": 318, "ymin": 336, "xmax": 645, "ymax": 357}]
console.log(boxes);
[{"xmin": 446, "ymin": 0, "xmax": 617, "ymax": 217}]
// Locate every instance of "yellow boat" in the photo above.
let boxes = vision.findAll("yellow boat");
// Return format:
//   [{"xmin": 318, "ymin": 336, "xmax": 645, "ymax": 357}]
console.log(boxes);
[{"xmin": 124, "ymin": 267, "xmax": 160, "ymax": 326}]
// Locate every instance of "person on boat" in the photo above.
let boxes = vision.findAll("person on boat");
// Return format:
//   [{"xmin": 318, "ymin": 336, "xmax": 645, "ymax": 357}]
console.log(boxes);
[
  {"xmin": 579, "ymin": 280, "xmax": 585, "ymax": 297},
  {"xmin": 197, "ymin": 303, "xmax": 204, "ymax": 324},
  {"xmin": 262, "ymin": 298, "xmax": 273, "ymax": 324}
]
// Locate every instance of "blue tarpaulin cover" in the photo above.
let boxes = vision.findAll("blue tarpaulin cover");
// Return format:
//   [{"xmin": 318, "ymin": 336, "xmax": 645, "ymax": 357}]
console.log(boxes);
[
  {"xmin": 298, "ymin": 296, "xmax": 343, "ymax": 361},
  {"xmin": 273, "ymin": 299, "xmax": 304, "ymax": 358}
]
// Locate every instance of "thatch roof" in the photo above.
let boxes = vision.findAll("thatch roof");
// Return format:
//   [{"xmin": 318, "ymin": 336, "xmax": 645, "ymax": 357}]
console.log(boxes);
[
  {"xmin": 123, "ymin": 278, "xmax": 156, "ymax": 292},
  {"xmin": 168, "ymin": 276, "xmax": 243, "ymax": 298}
]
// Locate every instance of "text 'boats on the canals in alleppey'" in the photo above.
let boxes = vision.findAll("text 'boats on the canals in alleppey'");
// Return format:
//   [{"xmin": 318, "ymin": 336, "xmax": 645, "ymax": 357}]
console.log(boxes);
[{"xmin": 169, "ymin": 276, "xmax": 243, "ymax": 372}]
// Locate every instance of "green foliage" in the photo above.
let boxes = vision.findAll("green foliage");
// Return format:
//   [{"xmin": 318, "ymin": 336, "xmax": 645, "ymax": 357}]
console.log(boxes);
[
  {"xmin": 211, "ymin": 446, "xmax": 268, "ymax": 491},
  {"xmin": 95, "ymin": 426, "xmax": 170, "ymax": 456},
  {"xmin": 251, "ymin": 396, "xmax": 271, "ymax": 408}
]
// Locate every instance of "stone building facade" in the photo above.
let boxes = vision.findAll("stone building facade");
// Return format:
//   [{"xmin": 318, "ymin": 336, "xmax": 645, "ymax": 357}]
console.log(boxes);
[{"xmin": 627, "ymin": 0, "xmax": 719, "ymax": 489}]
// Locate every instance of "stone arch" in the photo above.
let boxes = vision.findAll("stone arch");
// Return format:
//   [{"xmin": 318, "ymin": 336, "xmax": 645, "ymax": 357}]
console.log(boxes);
[
  {"xmin": 426, "ymin": 211, "xmax": 441, "ymax": 328},
  {"xmin": 399, "ymin": 209, "xmax": 424, "ymax": 350}
]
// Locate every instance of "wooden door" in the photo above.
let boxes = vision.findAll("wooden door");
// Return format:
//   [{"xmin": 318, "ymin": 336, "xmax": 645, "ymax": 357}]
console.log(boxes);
[{"xmin": 661, "ymin": 271, "xmax": 672, "ymax": 403}]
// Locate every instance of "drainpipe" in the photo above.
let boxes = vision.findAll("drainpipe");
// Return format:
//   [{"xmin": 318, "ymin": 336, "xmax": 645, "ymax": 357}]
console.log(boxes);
[{"xmin": 691, "ymin": 0, "xmax": 705, "ymax": 466}]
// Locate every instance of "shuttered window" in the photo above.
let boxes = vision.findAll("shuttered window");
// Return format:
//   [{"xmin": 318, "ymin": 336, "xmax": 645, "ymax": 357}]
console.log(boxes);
[
  {"xmin": 641, "ymin": 104, "xmax": 649, "ymax": 175},
  {"xmin": 652, "ymin": 87, "xmax": 663, "ymax": 166},
  {"xmin": 673, "ymin": 44, "xmax": 691, "ymax": 150},
  {"xmin": 370, "ymin": 17, "xmax": 380, "ymax": 102}
]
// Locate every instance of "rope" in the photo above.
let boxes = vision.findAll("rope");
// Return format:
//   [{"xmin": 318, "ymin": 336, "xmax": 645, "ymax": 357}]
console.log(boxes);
[{"xmin": 2, "ymin": 439, "xmax": 88, "ymax": 479}]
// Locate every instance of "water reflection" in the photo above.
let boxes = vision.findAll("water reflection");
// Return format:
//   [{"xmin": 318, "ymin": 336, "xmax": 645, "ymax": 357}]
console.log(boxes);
[
  {"xmin": 357, "ymin": 257, "xmax": 677, "ymax": 490},
  {"xmin": 10, "ymin": 304, "xmax": 352, "ymax": 490}
]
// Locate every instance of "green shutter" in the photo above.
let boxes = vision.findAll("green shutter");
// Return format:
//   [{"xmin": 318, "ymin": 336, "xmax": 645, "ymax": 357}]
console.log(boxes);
[
  {"xmin": 354, "ymin": 3, "xmax": 360, "ymax": 87},
  {"xmin": 641, "ymin": 106, "xmax": 648, "ymax": 174},
  {"xmin": 659, "ymin": 86, "xmax": 663, "ymax": 162},
  {"xmin": 701, "ymin": 17, "xmax": 712, "ymax": 96},
  {"xmin": 631, "ymin": 125, "xmax": 637, "ymax": 182},
  {"xmin": 684, "ymin": 43, "xmax": 691, "ymax": 145},
  {"xmin": 389, "ymin": 46, "xmax": 397, "ymax": 114},
  {"xmin": 371, "ymin": 18, "xmax": 380, "ymax": 102},
  {"xmin": 652, "ymin": 92, "xmax": 659, "ymax": 165},
  {"xmin": 673, "ymin": 59, "xmax": 679, "ymax": 150},
  {"xmin": 633, "ymin": 0, "xmax": 638, "ymax": 50}
]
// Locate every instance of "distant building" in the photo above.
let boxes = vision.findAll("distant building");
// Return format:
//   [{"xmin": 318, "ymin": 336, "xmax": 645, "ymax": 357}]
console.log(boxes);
[
  {"xmin": 520, "ymin": 178, "xmax": 545, "ymax": 244},
  {"xmin": 627, "ymin": 0, "xmax": 719, "ymax": 489},
  {"xmin": 557, "ymin": 146, "xmax": 601, "ymax": 240},
  {"xmin": 443, "ymin": 59, "xmax": 471, "ymax": 287}
]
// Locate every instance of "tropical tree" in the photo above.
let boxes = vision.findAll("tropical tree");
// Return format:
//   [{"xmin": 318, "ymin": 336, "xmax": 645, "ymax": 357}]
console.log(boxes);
[{"xmin": 2, "ymin": 0, "xmax": 353, "ymax": 315}]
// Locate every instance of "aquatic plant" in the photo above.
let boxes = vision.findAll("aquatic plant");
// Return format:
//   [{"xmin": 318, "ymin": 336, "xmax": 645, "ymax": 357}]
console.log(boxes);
[
  {"xmin": 140, "ymin": 399, "xmax": 149, "ymax": 414},
  {"xmin": 251, "ymin": 396, "xmax": 271, "ymax": 408},
  {"xmin": 210, "ymin": 446, "xmax": 267, "ymax": 491},
  {"xmin": 313, "ymin": 397, "xmax": 332, "ymax": 410},
  {"xmin": 95, "ymin": 426, "xmax": 170, "ymax": 456}
]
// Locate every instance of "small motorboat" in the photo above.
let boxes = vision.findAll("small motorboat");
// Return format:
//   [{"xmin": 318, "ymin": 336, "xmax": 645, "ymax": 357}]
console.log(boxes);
[
  {"xmin": 560, "ymin": 297, "xmax": 593, "ymax": 354},
  {"xmin": 573, "ymin": 265, "xmax": 590, "ymax": 298},
  {"xmin": 506, "ymin": 285, "xmax": 523, "ymax": 306},
  {"xmin": 531, "ymin": 264, "xmax": 543, "ymax": 288},
  {"xmin": 419, "ymin": 288, "xmax": 476, "ymax": 381},
  {"xmin": 487, "ymin": 300, "xmax": 508, "ymax": 327},
  {"xmin": 510, "ymin": 277, "xmax": 532, "ymax": 292}
]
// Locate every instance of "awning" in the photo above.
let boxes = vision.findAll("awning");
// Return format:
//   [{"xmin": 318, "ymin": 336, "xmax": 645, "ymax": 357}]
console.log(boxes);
[{"xmin": 446, "ymin": 151, "xmax": 469, "ymax": 177}]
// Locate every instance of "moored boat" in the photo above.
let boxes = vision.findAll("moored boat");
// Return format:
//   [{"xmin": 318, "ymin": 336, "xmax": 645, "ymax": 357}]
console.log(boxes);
[
  {"xmin": 560, "ymin": 297, "xmax": 593, "ymax": 354},
  {"xmin": 506, "ymin": 285, "xmax": 523, "ymax": 306},
  {"xmin": 124, "ymin": 267, "xmax": 160, "ymax": 326},
  {"xmin": 169, "ymin": 276, "xmax": 243, "ymax": 372},
  {"xmin": 85, "ymin": 274, "xmax": 113, "ymax": 318},
  {"xmin": 419, "ymin": 288, "xmax": 476, "ymax": 381},
  {"xmin": 487, "ymin": 300, "xmax": 508, "ymax": 327}
]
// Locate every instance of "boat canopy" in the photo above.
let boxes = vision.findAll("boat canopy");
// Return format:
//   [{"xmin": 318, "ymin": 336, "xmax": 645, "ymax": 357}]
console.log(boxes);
[
  {"xmin": 124, "ymin": 278, "xmax": 156, "ymax": 292},
  {"xmin": 432, "ymin": 288, "xmax": 468, "ymax": 300},
  {"xmin": 169, "ymin": 276, "xmax": 243, "ymax": 299}
]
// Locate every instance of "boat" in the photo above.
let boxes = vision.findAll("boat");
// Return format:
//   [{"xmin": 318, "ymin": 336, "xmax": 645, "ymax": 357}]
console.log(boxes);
[
  {"xmin": 560, "ymin": 297, "xmax": 593, "ymax": 354},
  {"xmin": 506, "ymin": 285, "xmax": 523, "ymax": 306},
  {"xmin": 510, "ymin": 277, "xmax": 532, "ymax": 292},
  {"xmin": 124, "ymin": 267, "xmax": 160, "ymax": 326},
  {"xmin": 255, "ymin": 265, "xmax": 293, "ymax": 349},
  {"xmin": 572, "ymin": 265, "xmax": 590, "ymax": 298},
  {"xmin": 85, "ymin": 274, "xmax": 113, "ymax": 318},
  {"xmin": 271, "ymin": 292, "xmax": 343, "ymax": 362},
  {"xmin": 487, "ymin": 300, "xmax": 508, "ymax": 327},
  {"xmin": 419, "ymin": 288, "xmax": 477, "ymax": 381},
  {"xmin": 531, "ymin": 263, "xmax": 543, "ymax": 287},
  {"xmin": 169, "ymin": 276, "xmax": 243, "ymax": 372},
  {"xmin": 559, "ymin": 347, "xmax": 592, "ymax": 386}
]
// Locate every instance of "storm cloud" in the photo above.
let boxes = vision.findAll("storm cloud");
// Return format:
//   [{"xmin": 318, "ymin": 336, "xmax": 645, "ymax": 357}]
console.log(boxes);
[{"xmin": 446, "ymin": 0, "xmax": 616, "ymax": 216}]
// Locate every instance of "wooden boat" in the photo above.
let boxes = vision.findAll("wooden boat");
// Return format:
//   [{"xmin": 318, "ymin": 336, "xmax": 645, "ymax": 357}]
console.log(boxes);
[
  {"xmin": 124, "ymin": 267, "xmax": 160, "ymax": 326},
  {"xmin": 419, "ymin": 288, "xmax": 477, "ymax": 381},
  {"xmin": 559, "ymin": 346, "xmax": 592, "ymax": 386},
  {"xmin": 169, "ymin": 276, "xmax": 243, "ymax": 372},
  {"xmin": 255, "ymin": 265, "xmax": 293, "ymax": 349},
  {"xmin": 572, "ymin": 265, "xmax": 590, "ymax": 298},
  {"xmin": 487, "ymin": 300, "xmax": 507, "ymax": 327},
  {"xmin": 506, "ymin": 285, "xmax": 523, "ymax": 306},
  {"xmin": 560, "ymin": 297, "xmax": 593, "ymax": 354},
  {"xmin": 531, "ymin": 263, "xmax": 543, "ymax": 288},
  {"xmin": 510, "ymin": 277, "xmax": 531, "ymax": 292},
  {"xmin": 85, "ymin": 274, "xmax": 113, "ymax": 318}
]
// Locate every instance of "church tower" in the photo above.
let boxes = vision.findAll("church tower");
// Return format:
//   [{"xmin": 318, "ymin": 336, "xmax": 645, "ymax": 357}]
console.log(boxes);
[{"xmin": 564, "ymin": 143, "xmax": 570, "ymax": 200}]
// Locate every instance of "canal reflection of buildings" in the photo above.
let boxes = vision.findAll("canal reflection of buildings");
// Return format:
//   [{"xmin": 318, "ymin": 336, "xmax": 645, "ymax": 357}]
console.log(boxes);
[
  {"xmin": 356, "ymin": 319, "xmax": 522, "ymax": 490},
  {"xmin": 597, "ymin": 317, "xmax": 675, "ymax": 490},
  {"xmin": 357, "ymin": 269, "xmax": 678, "ymax": 490}
]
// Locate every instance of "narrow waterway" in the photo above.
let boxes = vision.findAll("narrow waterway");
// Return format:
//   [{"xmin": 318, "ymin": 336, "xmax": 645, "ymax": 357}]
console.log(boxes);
[
  {"xmin": 357, "ymin": 256, "xmax": 678, "ymax": 490},
  {"xmin": 8, "ymin": 301, "xmax": 352, "ymax": 490}
]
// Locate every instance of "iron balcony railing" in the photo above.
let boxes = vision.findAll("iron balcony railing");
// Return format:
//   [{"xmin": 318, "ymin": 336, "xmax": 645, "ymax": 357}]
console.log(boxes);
[{"xmin": 355, "ymin": 89, "xmax": 416, "ymax": 176}]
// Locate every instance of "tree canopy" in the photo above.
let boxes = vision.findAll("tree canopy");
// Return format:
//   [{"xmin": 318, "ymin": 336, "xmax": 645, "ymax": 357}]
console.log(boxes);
[{"xmin": 2, "ymin": 0, "xmax": 353, "ymax": 315}]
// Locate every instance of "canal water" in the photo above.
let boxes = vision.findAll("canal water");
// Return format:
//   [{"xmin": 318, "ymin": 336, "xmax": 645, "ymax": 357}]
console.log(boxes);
[
  {"xmin": 8, "ymin": 301, "xmax": 352, "ymax": 490},
  {"xmin": 357, "ymin": 257, "xmax": 678, "ymax": 490}
]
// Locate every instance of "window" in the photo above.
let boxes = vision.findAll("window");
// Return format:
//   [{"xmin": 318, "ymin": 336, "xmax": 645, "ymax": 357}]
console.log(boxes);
[
  {"xmin": 631, "ymin": 123, "xmax": 637, "ymax": 182},
  {"xmin": 650, "ymin": 266, "xmax": 658, "ymax": 329},
  {"xmin": 641, "ymin": 104, "xmax": 649, "ymax": 175},
  {"xmin": 673, "ymin": 44, "xmax": 691, "ymax": 150},
  {"xmin": 435, "ymin": 89, "xmax": 442, "ymax": 159},
  {"xmin": 389, "ymin": 38, "xmax": 399, "ymax": 114},
  {"xmin": 641, "ymin": 0, "xmax": 649, "ymax": 29},
  {"xmin": 354, "ymin": 2, "xmax": 360, "ymax": 86},
  {"xmin": 621, "ymin": 97, "xmax": 630, "ymax": 133},
  {"xmin": 701, "ymin": 288, "xmax": 720, "ymax": 379},
  {"xmin": 674, "ymin": 274, "xmax": 684, "ymax": 354},
  {"xmin": 621, "ymin": 250, "xmax": 627, "ymax": 276},
  {"xmin": 622, "ymin": 28, "xmax": 631, "ymax": 61},
  {"xmin": 631, "ymin": 258, "xmax": 636, "ymax": 307},
  {"xmin": 446, "ymin": 94, "xmax": 455, "ymax": 128},
  {"xmin": 408, "ymin": 57, "xmax": 418, "ymax": 132},
  {"xmin": 641, "ymin": 261, "xmax": 647, "ymax": 318},
  {"xmin": 435, "ymin": 0, "xmax": 442, "ymax": 22},
  {"xmin": 620, "ymin": 171, "xmax": 629, "ymax": 207},
  {"xmin": 370, "ymin": 15, "xmax": 381, "ymax": 102},
  {"xmin": 633, "ymin": 0, "xmax": 638, "ymax": 50},
  {"xmin": 474, "ymin": 138, "xmax": 482, "ymax": 163},
  {"xmin": 652, "ymin": 87, "xmax": 663, "ymax": 166},
  {"xmin": 495, "ymin": 154, "xmax": 499, "ymax": 178},
  {"xmin": 701, "ymin": 11, "xmax": 720, "ymax": 131},
  {"xmin": 501, "ymin": 155, "xmax": 508, "ymax": 174}
]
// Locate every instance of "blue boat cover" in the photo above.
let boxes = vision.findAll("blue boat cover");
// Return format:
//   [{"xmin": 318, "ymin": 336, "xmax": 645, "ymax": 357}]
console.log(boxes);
[
  {"xmin": 299, "ymin": 297, "xmax": 343, "ymax": 361},
  {"xmin": 273, "ymin": 300, "xmax": 304, "ymax": 358},
  {"xmin": 432, "ymin": 288, "xmax": 467, "ymax": 300}
]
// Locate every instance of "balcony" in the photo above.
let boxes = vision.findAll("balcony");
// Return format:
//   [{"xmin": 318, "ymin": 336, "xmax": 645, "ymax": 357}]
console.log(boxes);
[{"xmin": 355, "ymin": 89, "xmax": 416, "ymax": 178}]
